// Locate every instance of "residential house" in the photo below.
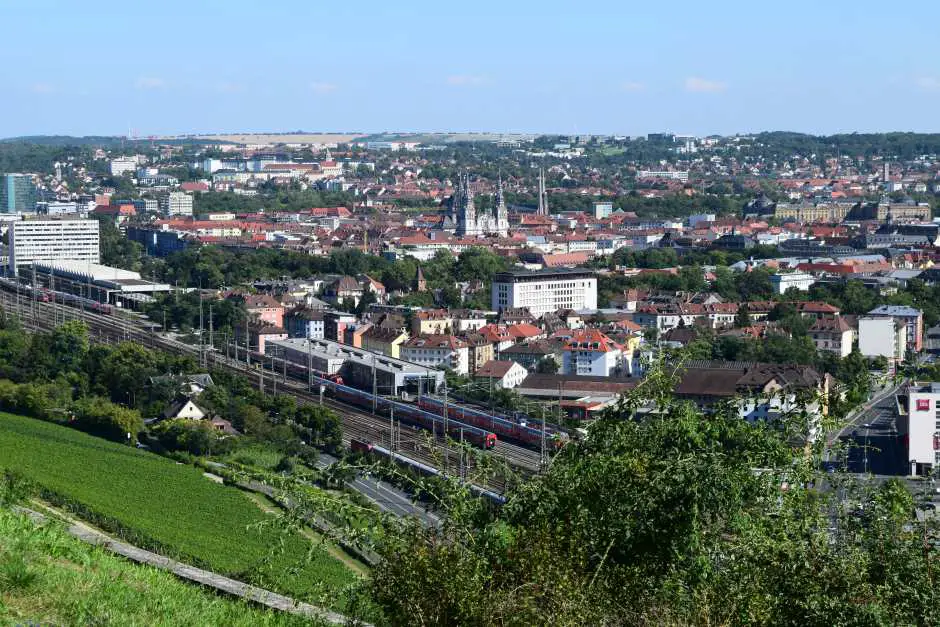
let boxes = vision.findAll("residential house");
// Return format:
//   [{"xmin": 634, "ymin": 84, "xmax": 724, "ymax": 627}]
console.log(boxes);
[
  {"xmin": 562, "ymin": 329, "xmax": 627, "ymax": 377},
  {"xmin": 451, "ymin": 309, "xmax": 487, "ymax": 333},
  {"xmin": 401, "ymin": 335, "xmax": 469, "ymax": 375},
  {"xmin": 463, "ymin": 333, "xmax": 494, "ymax": 375},
  {"xmin": 809, "ymin": 317, "xmax": 854, "ymax": 358},
  {"xmin": 241, "ymin": 294, "xmax": 285, "ymax": 328},
  {"xmin": 412, "ymin": 309, "xmax": 454, "ymax": 335},
  {"xmin": 501, "ymin": 340, "xmax": 562, "ymax": 372},
  {"xmin": 479, "ymin": 324, "xmax": 516, "ymax": 357},
  {"xmin": 284, "ymin": 307, "xmax": 326, "ymax": 339},
  {"xmin": 324, "ymin": 275, "xmax": 364, "ymax": 308},
  {"xmin": 361, "ymin": 326, "xmax": 410, "ymax": 359},
  {"xmin": 475, "ymin": 360, "xmax": 529, "ymax": 389}
]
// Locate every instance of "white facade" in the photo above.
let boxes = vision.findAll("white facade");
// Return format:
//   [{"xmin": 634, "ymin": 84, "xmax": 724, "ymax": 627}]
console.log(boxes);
[
  {"xmin": 9, "ymin": 219, "xmax": 100, "ymax": 271},
  {"xmin": 401, "ymin": 338, "xmax": 469, "ymax": 375},
  {"xmin": 110, "ymin": 157, "xmax": 137, "ymax": 177},
  {"xmin": 563, "ymin": 347, "xmax": 622, "ymax": 376},
  {"xmin": 161, "ymin": 191, "xmax": 193, "ymax": 216},
  {"xmin": 858, "ymin": 316, "xmax": 906, "ymax": 365},
  {"xmin": 903, "ymin": 383, "xmax": 940, "ymax": 473},
  {"xmin": 771, "ymin": 272, "xmax": 815, "ymax": 294},
  {"xmin": 492, "ymin": 269, "xmax": 597, "ymax": 317}
]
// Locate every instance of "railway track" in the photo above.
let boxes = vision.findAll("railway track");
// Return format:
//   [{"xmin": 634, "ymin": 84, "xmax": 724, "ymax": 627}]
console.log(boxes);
[{"xmin": 0, "ymin": 291, "xmax": 540, "ymax": 490}]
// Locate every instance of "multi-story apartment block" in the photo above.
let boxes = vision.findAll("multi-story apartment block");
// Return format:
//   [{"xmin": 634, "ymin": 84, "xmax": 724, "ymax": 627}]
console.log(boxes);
[
  {"xmin": 858, "ymin": 316, "xmax": 907, "ymax": 366},
  {"xmin": 401, "ymin": 335, "xmax": 469, "ymax": 375},
  {"xmin": 8, "ymin": 219, "xmax": 100, "ymax": 272},
  {"xmin": 562, "ymin": 329, "xmax": 625, "ymax": 377},
  {"xmin": 160, "ymin": 191, "xmax": 193, "ymax": 217},
  {"xmin": 809, "ymin": 317, "xmax": 854, "ymax": 358},
  {"xmin": 867, "ymin": 305, "xmax": 923, "ymax": 354},
  {"xmin": 110, "ymin": 157, "xmax": 138, "ymax": 177},
  {"xmin": 492, "ymin": 268, "xmax": 597, "ymax": 317}
]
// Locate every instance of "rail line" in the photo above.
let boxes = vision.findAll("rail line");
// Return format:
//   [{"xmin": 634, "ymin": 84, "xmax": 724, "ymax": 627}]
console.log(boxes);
[{"xmin": 0, "ymin": 290, "xmax": 539, "ymax": 490}]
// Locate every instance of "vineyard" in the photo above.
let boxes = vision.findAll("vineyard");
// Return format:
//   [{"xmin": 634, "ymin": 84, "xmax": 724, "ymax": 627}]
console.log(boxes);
[
  {"xmin": 0, "ymin": 508, "xmax": 314, "ymax": 626},
  {"xmin": 0, "ymin": 412, "xmax": 359, "ymax": 609}
]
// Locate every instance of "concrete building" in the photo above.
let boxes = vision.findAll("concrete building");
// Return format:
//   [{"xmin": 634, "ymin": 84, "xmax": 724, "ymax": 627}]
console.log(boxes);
[
  {"xmin": 9, "ymin": 219, "xmax": 100, "ymax": 272},
  {"xmin": 400, "ymin": 335, "xmax": 469, "ymax": 375},
  {"xmin": 592, "ymin": 201, "xmax": 613, "ymax": 220},
  {"xmin": 770, "ymin": 272, "xmax": 815, "ymax": 294},
  {"xmin": 160, "ymin": 191, "xmax": 193, "ymax": 217},
  {"xmin": 867, "ymin": 305, "xmax": 923, "ymax": 354},
  {"xmin": 284, "ymin": 307, "xmax": 326, "ymax": 339},
  {"xmin": 858, "ymin": 316, "xmax": 907, "ymax": 366},
  {"xmin": 110, "ymin": 157, "xmax": 138, "ymax": 177},
  {"xmin": 1, "ymin": 174, "xmax": 37, "ymax": 213},
  {"xmin": 899, "ymin": 382, "xmax": 940, "ymax": 475},
  {"xmin": 492, "ymin": 268, "xmax": 597, "ymax": 317}
]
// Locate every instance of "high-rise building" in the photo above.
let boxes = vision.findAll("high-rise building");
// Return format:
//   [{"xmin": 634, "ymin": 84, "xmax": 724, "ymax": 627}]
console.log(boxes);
[
  {"xmin": 883, "ymin": 162, "xmax": 891, "ymax": 182},
  {"xmin": 1, "ymin": 174, "xmax": 38, "ymax": 213},
  {"xmin": 160, "ymin": 191, "xmax": 193, "ymax": 216},
  {"xmin": 9, "ymin": 219, "xmax": 100, "ymax": 272}
]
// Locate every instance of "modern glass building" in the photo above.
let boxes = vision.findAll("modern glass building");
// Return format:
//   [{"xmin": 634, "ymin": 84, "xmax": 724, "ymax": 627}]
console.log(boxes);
[{"xmin": 1, "ymin": 174, "xmax": 38, "ymax": 213}]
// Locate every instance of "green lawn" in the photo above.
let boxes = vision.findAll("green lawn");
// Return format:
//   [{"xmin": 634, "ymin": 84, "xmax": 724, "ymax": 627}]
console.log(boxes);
[
  {"xmin": 0, "ymin": 508, "xmax": 319, "ymax": 626},
  {"xmin": 0, "ymin": 412, "xmax": 359, "ymax": 610}
]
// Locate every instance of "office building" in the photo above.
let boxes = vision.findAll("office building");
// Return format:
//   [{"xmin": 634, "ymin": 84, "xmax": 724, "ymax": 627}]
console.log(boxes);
[
  {"xmin": 160, "ymin": 191, "xmax": 193, "ymax": 216},
  {"xmin": 899, "ymin": 382, "xmax": 940, "ymax": 475},
  {"xmin": 9, "ymin": 219, "xmax": 100, "ymax": 272},
  {"xmin": 110, "ymin": 157, "xmax": 137, "ymax": 177},
  {"xmin": 1, "ymin": 174, "xmax": 38, "ymax": 213},
  {"xmin": 492, "ymin": 268, "xmax": 597, "ymax": 317}
]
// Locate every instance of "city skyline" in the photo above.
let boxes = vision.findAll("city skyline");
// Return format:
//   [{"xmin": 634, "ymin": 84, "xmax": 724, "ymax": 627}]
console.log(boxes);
[{"xmin": 5, "ymin": 1, "xmax": 940, "ymax": 138}]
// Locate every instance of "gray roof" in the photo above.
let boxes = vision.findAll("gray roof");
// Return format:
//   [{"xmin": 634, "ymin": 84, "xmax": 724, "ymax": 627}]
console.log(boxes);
[{"xmin": 868, "ymin": 305, "xmax": 922, "ymax": 318}]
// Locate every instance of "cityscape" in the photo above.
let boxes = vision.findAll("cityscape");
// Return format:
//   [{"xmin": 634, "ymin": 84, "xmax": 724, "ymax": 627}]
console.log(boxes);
[{"xmin": 3, "ymin": 2, "xmax": 940, "ymax": 625}]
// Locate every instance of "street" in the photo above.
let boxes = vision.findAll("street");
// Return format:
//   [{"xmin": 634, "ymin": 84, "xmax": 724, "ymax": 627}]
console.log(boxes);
[{"xmin": 831, "ymin": 381, "xmax": 906, "ymax": 475}]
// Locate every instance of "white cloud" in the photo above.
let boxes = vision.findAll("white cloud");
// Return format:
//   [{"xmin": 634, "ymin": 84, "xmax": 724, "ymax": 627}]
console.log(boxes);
[
  {"xmin": 446, "ymin": 75, "xmax": 486, "ymax": 87},
  {"xmin": 916, "ymin": 76, "xmax": 940, "ymax": 92},
  {"xmin": 684, "ymin": 77, "xmax": 727, "ymax": 93},
  {"xmin": 620, "ymin": 81, "xmax": 646, "ymax": 92},
  {"xmin": 30, "ymin": 83, "xmax": 56, "ymax": 94},
  {"xmin": 310, "ymin": 81, "xmax": 338, "ymax": 94},
  {"xmin": 135, "ymin": 76, "xmax": 167, "ymax": 90}
]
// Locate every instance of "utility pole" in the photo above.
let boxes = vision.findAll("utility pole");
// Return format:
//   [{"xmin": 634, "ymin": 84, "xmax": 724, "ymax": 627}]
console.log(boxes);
[
  {"xmin": 443, "ymin": 382, "xmax": 449, "ymax": 476},
  {"xmin": 540, "ymin": 406, "xmax": 547, "ymax": 470},
  {"xmin": 198, "ymin": 285, "xmax": 204, "ymax": 367},
  {"xmin": 307, "ymin": 337, "xmax": 313, "ymax": 391},
  {"xmin": 208, "ymin": 303, "xmax": 214, "ymax": 356},
  {"xmin": 390, "ymin": 405, "xmax": 395, "ymax": 452},
  {"xmin": 371, "ymin": 354, "xmax": 377, "ymax": 414},
  {"xmin": 245, "ymin": 316, "xmax": 250, "ymax": 367}
]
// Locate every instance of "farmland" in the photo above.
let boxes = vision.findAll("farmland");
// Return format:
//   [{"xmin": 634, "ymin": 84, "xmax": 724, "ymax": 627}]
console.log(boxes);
[
  {"xmin": 0, "ymin": 508, "xmax": 317, "ymax": 626},
  {"xmin": 0, "ymin": 412, "xmax": 359, "ymax": 610}
]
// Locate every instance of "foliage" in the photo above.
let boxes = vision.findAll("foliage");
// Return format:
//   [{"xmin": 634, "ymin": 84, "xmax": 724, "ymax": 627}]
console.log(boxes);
[{"xmin": 369, "ymin": 362, "xmax": 940, "ymax": 625}]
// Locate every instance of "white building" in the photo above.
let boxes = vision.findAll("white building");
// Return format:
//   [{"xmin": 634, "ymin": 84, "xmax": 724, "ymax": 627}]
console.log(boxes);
[
  {"xmin": 400, "ymin": 335, "xmax": 469, "ymax": 375},
  {"xmin": 9, "ymin": 219, "xmax": 100, "ymax": 272},
  {"xmin": 474, "ymin": 360, "xmax": 528, "ymax": 389},
  {"xmin": 808, "ymin": 317, "xmax": 854, "ymax": 358},
  {"xmin": 858, "ymin": 316, "xmax": 906, "ymax": 366},
  {"xmin": 110, "ymin": 157, "xmax": 138, "ymax": 177},
  {"xmin": 562, "ymin": 329, "xmax": 625, "ymax": 377},
  {"xmin": 900, "ymin": 382, "xmax": 940, "ymax": 475},
  {"xmin": 492, "ymin": 268, "xmax": 597, "ymax": 317},
  {"xmin": 160, "ymin": 191, "xmax": 193, "ymax": 217},
  {"xmin": 770, "ymin": 272, "xmax": 816, "ymax": 294},
  {"xmin": 592, "ymin": 201, "xmax": 613, "ymax": 220},
  {"xmin": 636, "ymin": 170, "xmax": 689, "ymax": 182}
]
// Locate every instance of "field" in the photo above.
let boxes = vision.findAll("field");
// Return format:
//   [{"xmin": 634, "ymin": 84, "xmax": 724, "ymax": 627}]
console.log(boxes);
[
  {"xmin": 0, "ymin": 508, "xmax": 317, "ymax": 626},
  {"xmin": 0, "ymin": 412, "xmax": 359, "ymax": 609}
]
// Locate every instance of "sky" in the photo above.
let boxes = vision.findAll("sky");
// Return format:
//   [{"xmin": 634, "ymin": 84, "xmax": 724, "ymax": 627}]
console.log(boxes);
[{"xmin": 4, "ymin": 0, "xmax": 940, "ymax": 138}]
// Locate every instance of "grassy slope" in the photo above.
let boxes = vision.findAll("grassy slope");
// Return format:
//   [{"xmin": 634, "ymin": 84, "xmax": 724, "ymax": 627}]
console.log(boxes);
[
  {"xmin": 0, "ymin": 412, "xmax": 358, "ymax": 608},
  {"xmin": 0, "ymin": 508, "xmax": 318, "ymax": 626}
]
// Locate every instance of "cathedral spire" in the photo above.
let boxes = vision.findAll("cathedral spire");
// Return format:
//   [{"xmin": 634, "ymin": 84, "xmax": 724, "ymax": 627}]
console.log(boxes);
[{"xmin": 537, "ymin": 168, "xmax": 549, "ymax": 216}]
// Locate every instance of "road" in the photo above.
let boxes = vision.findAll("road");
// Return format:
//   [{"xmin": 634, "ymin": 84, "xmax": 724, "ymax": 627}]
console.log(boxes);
[
  {"xmin": 315, "ymin": 452, "xmax": 441, "ymax": 527},
  {"xmin": 830, "ymin": 381, "xmax": 906, "ymax": 475}
]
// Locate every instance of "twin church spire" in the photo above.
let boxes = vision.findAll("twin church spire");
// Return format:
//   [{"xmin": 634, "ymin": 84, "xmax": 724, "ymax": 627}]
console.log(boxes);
[{"xmin": 452, "ymin": 172, "xmax": 509, "ymax": 237}]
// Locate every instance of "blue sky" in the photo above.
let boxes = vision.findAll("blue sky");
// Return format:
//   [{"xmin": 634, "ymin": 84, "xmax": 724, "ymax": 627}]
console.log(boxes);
[{"xmin": 4, "ymin": 0, "xmax": 940, "ymax": 137}]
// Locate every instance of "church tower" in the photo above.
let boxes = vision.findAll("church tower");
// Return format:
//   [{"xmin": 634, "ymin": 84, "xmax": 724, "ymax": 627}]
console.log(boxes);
[
  {"xmin": 537, "ymin": 168, "xmax": 549, "ymax": 216},
  {"xmin": 495, "ymin": 174, "xmax": 509, "ymax": 236},
  {"xmin": 454, "ymin": 172, "xmax": 480, "ymax": 236}
]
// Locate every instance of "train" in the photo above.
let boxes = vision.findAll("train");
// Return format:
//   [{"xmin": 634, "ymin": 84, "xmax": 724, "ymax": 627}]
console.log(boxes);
[
  {"xmin": 416, "ymin": 395, "xmax": 569, "ymax": 450},
  {"xmin": 330, "ymin": 381, "xmax": 497, "ymax": 449},
  {"xmin": 0, "ymin": 277, "xmax": 112, "ymax": 314}
]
